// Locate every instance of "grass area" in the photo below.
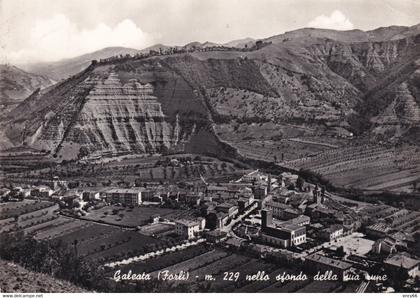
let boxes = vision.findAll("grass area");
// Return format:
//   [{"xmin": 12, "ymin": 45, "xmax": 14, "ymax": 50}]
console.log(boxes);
[{"xmin": 84, "ymin": 206, "xmax": 195, "ymax": 227}]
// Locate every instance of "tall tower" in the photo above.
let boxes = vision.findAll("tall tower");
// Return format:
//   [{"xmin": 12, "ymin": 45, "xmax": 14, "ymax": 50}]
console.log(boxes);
[
  {"xmin": 261, "ymin": 209, "xmax": 273, "ymax": 229},
  {"xmin": 267, "ymin": 174, "xmax": 272, "ymax": 194}
]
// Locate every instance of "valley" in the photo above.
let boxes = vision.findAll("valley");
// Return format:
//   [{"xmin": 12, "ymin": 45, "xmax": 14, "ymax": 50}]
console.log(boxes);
[{"xmin": 1, "ymin": 24, "xmax": 420, "ymax": 196}]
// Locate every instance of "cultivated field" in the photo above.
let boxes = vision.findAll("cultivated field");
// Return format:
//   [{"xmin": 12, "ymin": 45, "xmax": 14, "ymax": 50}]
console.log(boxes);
[
  {"xmin": 0, "ymin": 201, "xmax": 163, "ymax": 264},
  {"xmin": 108, "ymin": 245, "xmax": 360, "ymax": 292},
  {"xmin": 5, "ymin": 154, "xmax": 245, "ymax": 188},
  {"xmin": 279, "ymin": 145, "xmax": 420, "ymax": 192},
  {"xmin": 84, "ymin": 206, "xmax": 197, "ymax": 227},
  {"xmin": 216, "ymin": 122, "xmax": 347, "ymax": 162}
]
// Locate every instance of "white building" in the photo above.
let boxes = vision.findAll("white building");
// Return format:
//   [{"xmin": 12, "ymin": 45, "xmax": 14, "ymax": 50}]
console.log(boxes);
[{"xmin": 175, "ymin": 219, "xmax": 203, "ymax": 240}]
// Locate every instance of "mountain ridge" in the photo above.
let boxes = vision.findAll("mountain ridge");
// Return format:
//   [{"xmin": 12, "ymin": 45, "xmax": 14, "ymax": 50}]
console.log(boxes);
[{"xmin": 3, "ymin": 23, "xmax": 420, "ymax": 160}]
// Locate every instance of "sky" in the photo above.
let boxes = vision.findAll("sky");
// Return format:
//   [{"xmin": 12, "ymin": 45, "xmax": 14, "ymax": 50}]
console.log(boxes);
[{"xmin": 1, "ymin": 0, "xmax": 420, "ymax": 64}]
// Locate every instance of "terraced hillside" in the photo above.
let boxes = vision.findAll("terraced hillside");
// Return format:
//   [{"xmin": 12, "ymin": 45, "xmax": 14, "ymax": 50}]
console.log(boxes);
[{"xmin": 280, "ymin": 145, "xmax": 420, "ymax": 191}]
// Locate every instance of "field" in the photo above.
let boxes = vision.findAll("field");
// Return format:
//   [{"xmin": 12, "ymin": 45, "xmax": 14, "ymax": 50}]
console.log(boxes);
[
  {"xmin": 84, "ymin": 206, "xmax": 198, "ymax": 227},
  {"xmin": 279, "ymin": 145, "xmax": 420, "ymax": 192},
  {"xmin": 0, "ymin": 200, "xmax": 163, "ymax": 264},
  {"xmin": 108, "ymin": 244, "xmax": 360, "ymax": 293},
  {"xmin": 216, "ymin": 122, "xmax": 343, "ymax": 162},
  {"xmin": 139, "ymin": 223, "xmax": 175, "ymax": 236},
  {"xmin": 216, "ymin": 122, "xmax": 420, "ymax": 194},
  {"xmin": 0, "ymin": 200, "xmax": 59, "ymax": 234},
  {"xmin": 109, "ymin": 244, "xmax": 210, "ymax": 276},
  {"xmin": 2, "ymin": 154, "xmax": 245, "ymax": 188}
]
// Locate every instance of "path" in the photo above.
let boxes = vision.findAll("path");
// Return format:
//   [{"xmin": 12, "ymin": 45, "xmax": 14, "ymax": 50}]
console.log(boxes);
[{"xmin": 104, "ymin": 238, "xmax": 205, "ymax": 268}]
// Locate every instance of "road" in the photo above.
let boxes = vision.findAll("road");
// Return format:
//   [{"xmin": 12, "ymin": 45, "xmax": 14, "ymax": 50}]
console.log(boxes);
[
  {"xmin": 221, "ymin": 202, "xmax": 259, "ymax": 235},
  {"xmin": 104, "ymin": 238, "xmax": 206, "ymax": 268},
  {"xmin": 325, "ymin": 191, "xmax": 372, "ymax": 207}
]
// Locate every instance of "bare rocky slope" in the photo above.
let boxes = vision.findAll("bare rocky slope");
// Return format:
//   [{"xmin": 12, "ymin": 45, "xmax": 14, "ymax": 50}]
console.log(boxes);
[{"xmin": 2, "ymin": 24, "xmax": 420, "ymax": 160}]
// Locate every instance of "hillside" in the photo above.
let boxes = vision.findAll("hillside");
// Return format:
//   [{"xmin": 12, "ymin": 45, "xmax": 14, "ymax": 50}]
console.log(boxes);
[
  {"xmin": 0, "ymin": 64, "xmax": 54, "ymax": 116},
  {"xmin": 0, "ymin": 259, "xmax": 87, "ymax": 292},
  {"xmin": 21, "ymin": 47, "xmax": 140, "ymax": 81},
  {"xmin": 1, "ymin": 24, "xmax": 420, "ymax": 189}
]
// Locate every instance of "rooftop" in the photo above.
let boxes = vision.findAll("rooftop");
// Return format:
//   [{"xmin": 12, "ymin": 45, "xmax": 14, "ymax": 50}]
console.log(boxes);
[
  {"xmin": 176, "ymin": 219, "xmax": 201, "ymax": 227},
  {"xmin": 306, "ymin": 253, "xmax": 352, "ymax": 270},
  {"xmin": 384, "ymin": 253, "xmax": 419, "ymax": 269}
]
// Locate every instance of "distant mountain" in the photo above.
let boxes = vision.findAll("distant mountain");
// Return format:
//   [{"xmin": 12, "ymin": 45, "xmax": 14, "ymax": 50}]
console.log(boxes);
[
  {"xmin": 224, "ymin": 37, "xmax": 255, "ymax": 48},
  {"xmin": 21, "ymin": 47, "xmax": 140, "ymax": 81},
  {"xmin": 0, "ymin": 64, "xmax": 54, "ymax": 116},
  {"xmin": 265, "ymin": 23, "xmax": 420, "ymax": 44}
]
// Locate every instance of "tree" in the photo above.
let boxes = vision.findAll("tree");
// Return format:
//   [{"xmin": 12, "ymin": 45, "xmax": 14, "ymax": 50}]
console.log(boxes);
[
  {"xmin": 336, "ymin": 246, "xmax": 345, "ymax": 257},
  {"xmin": 296, "ymin": 176, "xmax": 305, "ymax": 191},
  {"xmin": 77, "ymin": 147, "xmax": 89, "ymax": 159}
]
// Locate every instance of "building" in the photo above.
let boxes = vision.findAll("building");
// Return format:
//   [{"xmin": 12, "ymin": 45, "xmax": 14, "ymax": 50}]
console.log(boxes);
[
  {"xmin": 82, "ymin": 191, "xmax": 100, "ymax": 201},
  {"xmin": 30, "ymin": 186, "xmax": 54, "ymax": 198},
  {"xmin": 206, "ymin": 212, "xmax": 230, "ymax": 230},
  {"xmin": 384, "ymin": 253, "xmax": 419, "ymax": 278},
  {"xmin": 372, "ymin": 238, "xmax": 397, "ymax": 255},
  {"xmin": 365, "ymin": 222, "xmax": 391, "ymax": 239},
  {"xmin": 319, "ymin": 224, "xmax": 344, "ymax": 242},
  {"xmin": 254, "ymin": 185, "xmax": 268, "ymax": 200},
  {"xmin": 264, "ymin": 199, "xmax": 301, "ymax": 220},
  {"xmin": 238, "ymin": 196, "xmax": 254, "ymax": 213},
  {"xmin": 281, "ymin": 215, "xmax": 310, "ymax": 227},
  {"xmin": 305, "ymin": 253, "xmax": 352, "ymax": 280},
  {"xmin": 215, "ymin": 203, "xmax": 238, "ymax": 217},
  {"xmin": 205, "ymin": 230, "xmax": 228, "ymax": 243},
  {"xmin": 101, "ymin": 188, "xmax": 149, "ymax": 206},
  {"xmin": 175, "ymin": 219, "xmax": 203, "ymax": 240},
  {"xmin": 260, "ymin": 209, "xmax": 306, "ymax": 248}
]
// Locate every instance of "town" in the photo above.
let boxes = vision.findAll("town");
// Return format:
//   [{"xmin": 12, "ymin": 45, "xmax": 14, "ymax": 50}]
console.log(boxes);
[{"xmin": 0, "ymin": 165, "xmax": 419, "ymax": 293}]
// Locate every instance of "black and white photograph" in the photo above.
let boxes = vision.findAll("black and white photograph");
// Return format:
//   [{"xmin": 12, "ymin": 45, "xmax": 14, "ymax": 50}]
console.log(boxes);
[{"xmin": 0, "ymin": 0, "xmax": 419, "ymax": 295}]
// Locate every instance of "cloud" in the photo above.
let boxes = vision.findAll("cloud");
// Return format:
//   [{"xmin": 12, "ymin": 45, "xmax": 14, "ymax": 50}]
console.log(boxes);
[
  {"xmin": 4, "ymin": 14, "xmax": 153, "ymax": 63},
  {"xmin": 307, "ymin": 10, "xmax": 354, "ymax": 30}
]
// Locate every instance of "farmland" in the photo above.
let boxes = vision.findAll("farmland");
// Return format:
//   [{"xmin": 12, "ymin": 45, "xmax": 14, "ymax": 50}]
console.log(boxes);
[
  {"xmin": 216, "ymin": 122, "xmax": 347, "ymax": 162},
  {"xmin": 3, "ymin": 154, "xmax": 246, "ymax": 188},
  {"xmin": 0, "ymin": 200, "xmax": 165, "ymax": 265},
  {"xmin": 279, "ymin": 145, "xmax": 420, "ymax": 192},
  {"xmin": 106, "ymin": 244, "xmax": 361, "ymax": 293},
  {"xmin": 84, "ymin": 206, "xmax": 198, "ymax": 227}
]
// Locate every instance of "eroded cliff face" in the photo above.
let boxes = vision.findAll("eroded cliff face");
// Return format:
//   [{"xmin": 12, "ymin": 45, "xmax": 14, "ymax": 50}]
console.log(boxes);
[
  {"xmin": 3, "ymin": 29, "xmax": 420, "ymax": 158},
  {"xmin": 2, "ymin": 62, "xmax": 212, "ymax": 159}
]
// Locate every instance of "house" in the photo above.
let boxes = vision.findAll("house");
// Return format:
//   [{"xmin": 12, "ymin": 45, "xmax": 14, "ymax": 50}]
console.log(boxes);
[
  {"xmin": 205, "ymin": 230, "xmax": 228, "ymax": 243},
  {"xmin": 319, "ymin": 224, "xmax": 344, "ymax": 242},
  {"xmin": 100, "ymin": 187, "xmax": 154, "ymax": 206},
  {"xmin": 254, "ymin": 185, "xmax": 267, "ymax": 200},
  {"xmin": 260, "ymin": 209, "xmax": 306, "ymax": 248},
  {"xmin": 305, "ymin": 253, "xmax": 352, "ymax": 280},
  {"xmin": 183, "ymin": 192, "xmax": 203, "ymax": 206},
  {"xmin": 281, "ymin": 215, "xmax": 310, "ymax": 227},
  {"xmin": 30, "ymin": 186, "xmax": 54, "ymax": 198},
  {"xmin": 365, "ymin": 222, "xmax": 391, "ymax": 239},
  {"xmin": 238, "ymin": 196, "xmax": 254, "ymax": 213},
  {"xmin": 264, "ymin": 200, "xmax": 289, "ymax": 218},
  {"xmin": 206, "ymin": 212, "xmax": 229, "ymax": 230},
  {"xmin": 384, "ymin": 253, "xmax": 419, "ymax": 278},
  {"xmin": 372, "ymin": 238, "xmax": 397, "ymax": 255},
  {"xmin": 175, "ymin": 219, "xmax": 203, "ymax": 240},
  {"xmin": 82, "ymin": 191, "xmax": 101, "ymax": 201},
  {"xmin": 215, "ymin": 203, "xmax": 238, "ymax": 217}
]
